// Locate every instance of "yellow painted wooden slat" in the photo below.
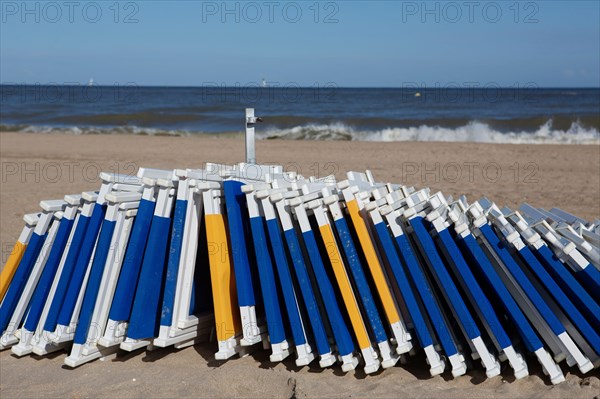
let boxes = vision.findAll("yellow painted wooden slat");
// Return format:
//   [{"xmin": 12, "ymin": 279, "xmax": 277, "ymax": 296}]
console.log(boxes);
[
  {"xmin": 205, "ymin": 214, "xmax": 241, "ymax": 341},
  {"xmin": 346, "ymin": 199, "xmax": 401, "ymax": 325},
  {"xmin": 0, "ymin": 241, "xmax": 27, "ymax": 301},
  {"xmin": 319, "ymin": 224, "xmax": 371, "ymax": 350}
]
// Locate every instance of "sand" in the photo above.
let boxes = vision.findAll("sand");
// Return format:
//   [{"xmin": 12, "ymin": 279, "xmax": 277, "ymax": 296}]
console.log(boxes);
[{"xmin": 0, "ymin": 132, "xmax": 598, "ymax": 398}]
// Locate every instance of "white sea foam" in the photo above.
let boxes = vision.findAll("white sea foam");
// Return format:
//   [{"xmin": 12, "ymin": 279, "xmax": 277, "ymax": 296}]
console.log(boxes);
[
  {"xmin": 2, "ymin": 120, "xmax": 599, "ymax": 144},
  {"xmin": 259, "ymin": 120, "xmax": 600, "ymax": 144},
  {"xmin": 0, "ymin": 124, "xmax": 193, "ymax": 137}
]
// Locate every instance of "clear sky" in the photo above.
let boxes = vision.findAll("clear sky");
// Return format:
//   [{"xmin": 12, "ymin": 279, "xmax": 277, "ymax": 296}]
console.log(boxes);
[{"xmin": 1, "ymin": 0, "xmax": 599, "ymax": 87}]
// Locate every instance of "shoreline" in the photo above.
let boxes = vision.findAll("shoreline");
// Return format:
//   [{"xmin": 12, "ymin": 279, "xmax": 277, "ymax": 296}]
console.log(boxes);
[
  {"xmin": 1, "ymin": 123, "xmax": 599, "ymax": 145},
  {"xmin": 3, "ymin": 127, "xmax": 600, "ymax": 142}
]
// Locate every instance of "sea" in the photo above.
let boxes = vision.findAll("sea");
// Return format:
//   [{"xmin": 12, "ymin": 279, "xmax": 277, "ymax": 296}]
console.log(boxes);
[{"xmin": 1, "ymin": 85, "xmax": 598, "ymax": 144}]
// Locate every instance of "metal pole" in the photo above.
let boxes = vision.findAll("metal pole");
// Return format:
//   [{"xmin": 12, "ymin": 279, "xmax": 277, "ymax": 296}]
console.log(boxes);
[{"xmin": 245, "ymin": 108, "xmax": 256, "ymax": 164}]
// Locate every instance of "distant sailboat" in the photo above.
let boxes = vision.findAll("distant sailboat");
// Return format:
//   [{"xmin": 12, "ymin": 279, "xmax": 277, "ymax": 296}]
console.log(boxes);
[
  {"xmin": 88, "ymin": 78, "xmax": 95, "ymax": 86},
  {"xmin": 261, "ymin": 78, "xmax": 267, "ymax": 88}
]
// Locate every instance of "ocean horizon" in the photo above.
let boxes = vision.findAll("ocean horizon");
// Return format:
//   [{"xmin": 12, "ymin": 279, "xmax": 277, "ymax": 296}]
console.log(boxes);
[{"xmin": 1, "ymin": 85, "xmax": 598, "ymax": 144}]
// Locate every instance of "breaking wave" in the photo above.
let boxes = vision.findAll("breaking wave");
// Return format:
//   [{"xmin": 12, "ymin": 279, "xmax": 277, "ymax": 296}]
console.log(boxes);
[
  {"xmin": 2, "ymin": 120, "xmax": 598, "ymax": 144},
  {"xmin": 259, "ymin": 120, "xmax": 599, "ymax": 144},
  {"xmin": 0, "ymin": 124, "xmax": 196, "ymax": 137}
]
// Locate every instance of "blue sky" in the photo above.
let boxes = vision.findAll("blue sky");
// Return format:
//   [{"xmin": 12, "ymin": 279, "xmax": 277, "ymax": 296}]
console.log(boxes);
[{"xmin": 1, "ymin": 1, "xmax": 599, "ymax": 87}]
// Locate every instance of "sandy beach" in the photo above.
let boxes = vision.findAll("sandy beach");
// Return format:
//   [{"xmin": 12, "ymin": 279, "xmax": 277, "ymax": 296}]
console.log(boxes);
[{"xmin": 0, "ymin": 132, "xmax": 598, "ymax": 398}]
